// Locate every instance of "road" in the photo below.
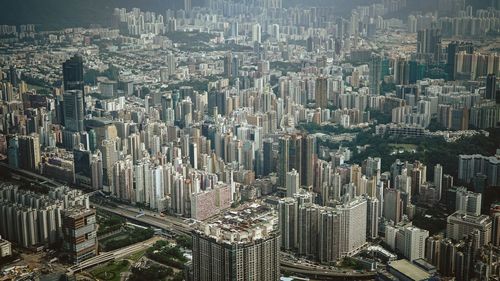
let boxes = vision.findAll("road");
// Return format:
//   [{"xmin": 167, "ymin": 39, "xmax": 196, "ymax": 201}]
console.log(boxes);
[
  {"xmin": 67, "ymin": 236, "xmax": 162, "ymax": 274},
  {"xmin": 0, "ymin": 162, "xmax": 60, "ymax": 189},
  {"xmin": 281, "ymin": 260, "xmax": 376, "ymax": 280},
  {"xmin": 93, "ymin": 202, "xmax": 192, "ymax": 236}
]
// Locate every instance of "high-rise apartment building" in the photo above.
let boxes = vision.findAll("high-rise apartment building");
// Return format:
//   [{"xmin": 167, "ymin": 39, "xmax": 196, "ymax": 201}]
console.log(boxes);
[
  {"xmin": 455, "ymin": 187, "xmax": 482, "ymax": 216},
  {"xmin": 192, "ymin": 205, "xmax": 280, "ymax": 281},
  {"xmin": 0, "ymin": 185, "xmax": 89, "ymax": 249},
  {"xmin": 417, "ymin": 28, "xmax": 442, "ymax": 63},
  {"xmin": 278, "ymin": 135, "xmax": 290, "ymax": 187},
  {"xmin": 446, "ymin": 211, "xmax": 492, "ymax": 246},
  {"xmin": 252, "ymin": 23, "xmax": 261, "ymax": 44},
  {"xmin": 61, "ymin": 206, "xmax": 97, "ymax": 264},
  {"xmin": 298, "ymin": 203, "xmax": 320, "ymax": 257},
  {"xmin": 279, "ymin": 197, "xmax": 298, "ymax": 250},
  {"xmin": 458, "ymin": 154, "xmax": 500, "ymax": 186},
  {"xmin": 434, "ymin": 164, "xmax": 443, "ymax": 201},
  {"xmin": 166, "ymin": 52, "xmax": 176, "ymax": 76},
  {"xmin": 370, "ymin": 54, "xmax": 382, "ymax": 95},
  {"xmin": 401, "ymin": 226, "xmax": 429, "ymax": 261},
  {"xmin": 18, "ymin": 134, "xmax": 41, "ymax": 173},
  {"xmin": 366, "ymin": 196, "xmax": 379, "ymax": 240},
  {"xmin": 338, "ymin": 197, "xmax": 368, "ymax": 256},
  {"xmin": 386, "ymin": 224, "xmax": 429, "ymax": 261},
  {"xmin": 315, "ymin": 77, "xmax": 328, "ymax": 109},
  {"xmin": 383, "ymin": 188, "xmax": 402, "ymax": 224},
  {"xmin": 446, "ymin": 41, "xmax": 473, "ymax": 80},
  {"xmin": 286, "ymin": 169, "xmax": 300, "ymax": 197},
  {"xmin": 486, "ymin": 74, "xmax": 497, "ymax": 101},
  {"xmin": 318, "ymin": 208, "xmax": 341, "ymax": 263}
]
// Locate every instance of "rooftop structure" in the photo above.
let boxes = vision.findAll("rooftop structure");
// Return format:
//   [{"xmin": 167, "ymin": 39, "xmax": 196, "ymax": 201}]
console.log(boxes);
[
  {"xmin": 388, "ymin": 259, "xmax": 432, "ymax": 281},
  {"xmin": 194, "ymin": 203, "xmax": 278, "ymax": 244},
  {"xmin": 192, "ymin": 204, "xmax": 280, "ymax": 281},
  {"xmin": 446, "ymin": 211, "xmax": 492, "ymax": 246}
]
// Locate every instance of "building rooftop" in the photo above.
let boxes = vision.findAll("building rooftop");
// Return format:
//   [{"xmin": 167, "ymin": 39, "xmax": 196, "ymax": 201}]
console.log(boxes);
[
  {"xmin": 412, "ymin": 258, "xmax": 436, "ymax": 273},
  {"xmin": 194, "ymin": 203, "xmax": 278, "ymax": 244},
  {"xmin": 0, "ymin": 236, "xmax": 11, "ymax": 245},
  {"xmin": 388, "ymin": 259, "xmax": 432, "ymax": 281},
  {"xmin": 447, "ymin": 211, "xmax": 492, "ymax": 225},
  {"xmin": 62, "ymin": 206, "xmax": 94, "ymax": 218}
]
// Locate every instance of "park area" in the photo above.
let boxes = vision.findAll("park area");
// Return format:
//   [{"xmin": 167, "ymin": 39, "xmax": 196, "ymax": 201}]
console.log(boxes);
[
  {"xmin": 99, "ymin": 225, "xmax": 154, "ymax": 251},
  {"xmin": 91, "ymin": 260, "xmax": 131, "ymax": 281},
  {"xmin": 96, "ymin": 209, "xmax": 155, "ymax": 251}
]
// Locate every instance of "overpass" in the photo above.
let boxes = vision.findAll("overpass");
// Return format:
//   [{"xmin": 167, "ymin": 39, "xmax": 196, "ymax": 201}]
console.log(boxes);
[
  {"xmin": 94, "ymin": 202, "xmax": 377, "ymax": 280},
  {"xmin": 281, "ymin": 260, "xmax": 376, "ymax": 280},
  {"xmin": 0, "ymin": 162, "xmax": 60, "ymax": 189},
  {"xmin": 93, "ymin": 203, "xmax": 191, "ymax": 237},
  {"xmin": 67, "ymin": 237, "xmax": 161, "ymax": 274}
]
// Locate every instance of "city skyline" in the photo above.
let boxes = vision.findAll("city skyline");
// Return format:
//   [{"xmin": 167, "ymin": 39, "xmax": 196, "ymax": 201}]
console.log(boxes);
[{"xmin": 0, "ymin": 0, "xmax": 499, "ymax": 281}]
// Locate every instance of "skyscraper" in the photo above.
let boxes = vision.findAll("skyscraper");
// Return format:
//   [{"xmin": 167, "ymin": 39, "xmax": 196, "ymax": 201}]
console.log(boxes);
[
  {"xmin": 279, "ymin": 197, "xmax": 298, "ymax": 250},
  {"xmin": 184, "ymin": 0, "xmax": 192, "ymax": 12},
  {"xmin": 63, "ymin": 54, "xmax": 85, "ymax": 97},
  {"xmin": 302, "ymin": 135, "xmax": 316, "ymax": 188},
  {"xmin": 61, "ymin": 205, "xmax": 97, "ymax": 264},
  {"xmin": 455, "ymin": 187, "xmax": 482, "ymax": 216},
  {"xmin": 370, "ymin": 54, "xmax": 382, "ymax": 95},
  {"xmin": 394, "ymin": 57, "xmax": 410, "ymax": 85},
  {"xmin": 366, "ymin": 196, "xmax": 379, "ymax": 240},
  {"xmin": 277, "ymin": 134, "xmax": 316, "ymax": 188},
  {"xmin": 167, "ymin": 52, "xmax": 176, "ymax": 76},
  {"xmin": 252, "ymin": 23, "xmax": 262, "ymax": 44},
  {"xmin": 230, "ymin": 21, "xmax": 239, "ymax": 39},
  {"xmin": 315, "ymin": 77, "xmax": 328, "ymax": 109},
  {"xmin": 90, "ymin": 150, "xmax": 103, "ymax": 190},
  {"xmin": 262, "ymin": 138, "xmax": 274, "ymax": 176},
  {"xmin": 383, "ymin": 188, "xmax": 402, "ymax": 224},
  {"xmin": 7, "ymin": 136, "xmax": 19, "ymax": 168},
  {"xmin": 223, "ymin": 52, "xmax": 239, "ymax": 79},
  {"xmin": 18, "ymin": 134, "xmax": 41, "ymax": 173},
  {"xmin": 486, "ymin": 74, "xmax": 497, "ymax": 100},
  {"xmin": 8, "ymin": 65, "xmax": 18, "ymax": 87},
  {"xmin": 192, "ymin": 205, "xmax": 280, "ymax": 281},
  {"xmin": 417, "ymin": 28, "xmax": 442, "ymax": 63},
  {"xmin": 298, "ymin": 203, "xmax": 320, "ymax": 257},
  {"xmin": 74, "ymin": 145, "xmax": 91, "ymax": 185},
  {"xmin": 492, "ymin": 211, "xmax": 500, "ymax": 247},
  {"xmin": 319, "ymin": 208, "xmax": 341, "ymax": 263},
  {"xmin": 434, "ymin": 164, "xmax": 443, "ymax": 201},
  {"xmin": 447, "ymin": 41, "xmax": 473, "ymax": 80},
  {"xmin": 278, "ymin": 135, "xmax": 290, "ymax": 187},
  {"xmin": 63, "ymin": 90, "xmax": 85, "ymax": 132},
  {"xmin": 338, "ymin": 197, "xmax": 368, "ymax": 256},
  {"xmin": 401, "ymin": 226, "xmax": 429, "ymax": 261},
  {"xmin": 286, "ymin": 169, "xmax": 300, "ymax": 197},
  {"xmin": 223, "ymin": 52, "xmax": 233, "ymax": 78}
]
